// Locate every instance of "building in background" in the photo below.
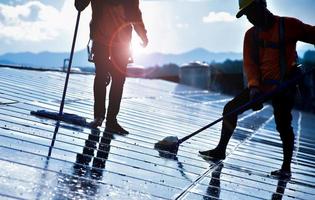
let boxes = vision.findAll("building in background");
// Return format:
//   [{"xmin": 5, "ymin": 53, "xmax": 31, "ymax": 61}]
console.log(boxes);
[{"xmin": 179, "ymin": 61, "xmax": 211, "ymax": 90}]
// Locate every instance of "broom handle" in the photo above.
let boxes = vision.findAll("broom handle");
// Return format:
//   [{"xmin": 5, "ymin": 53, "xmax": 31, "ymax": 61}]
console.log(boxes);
[
  {"xmin": 178, "ymin": 67, "xmax": 313, "ymax": 144},
  {"xmin": 58, "ymin": 11, "xmax": 81, "ymax": 117}
]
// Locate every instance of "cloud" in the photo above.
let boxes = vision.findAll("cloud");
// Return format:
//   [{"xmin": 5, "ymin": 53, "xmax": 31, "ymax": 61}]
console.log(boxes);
[
  {"xmin": 202, "ymin": 12, "xmax": 235, "ymax": 23},
  {"xmin": 0, "ymin": 1, "xmax": 72, "ymax": 42}
]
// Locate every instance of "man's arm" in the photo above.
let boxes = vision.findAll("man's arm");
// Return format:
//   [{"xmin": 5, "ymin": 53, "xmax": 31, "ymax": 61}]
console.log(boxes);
[
  {"xmin": 75, "ymin": 0, "xmax": 90, "ymax": 12},
  {"xmin": 244, "ymin": 29, "xmax": 264, "ymax": 111},
  {"xmin": 243, "ymin": 28, "xmax": 261, "ymax": 88},
  {"xmin": 126, "ymin": 0, "xmax": 148, "ymax": 47},
  {"xmin": 287, "ymin": 17, "xmax": 315, "ymax": 45},
  {"xmin": 134, "ymin": 22, "xmax": 148, "ymax": 47}
]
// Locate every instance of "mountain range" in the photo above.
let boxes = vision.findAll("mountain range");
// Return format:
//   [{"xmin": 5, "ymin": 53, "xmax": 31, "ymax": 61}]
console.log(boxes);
[{"xmin": 0, "ymin": 48, "xmax": 242, "ymax": 69}]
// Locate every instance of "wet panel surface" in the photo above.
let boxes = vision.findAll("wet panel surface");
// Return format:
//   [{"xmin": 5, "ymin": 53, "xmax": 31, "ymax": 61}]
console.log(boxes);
[{"xmin": 1, "ymin": 68, "xmax": 315, "ymax": 199}]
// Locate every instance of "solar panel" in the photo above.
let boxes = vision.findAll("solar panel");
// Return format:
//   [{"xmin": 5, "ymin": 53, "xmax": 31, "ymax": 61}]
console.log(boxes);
[{"xmin": 0, "ymin": 67, "xmax": 314, "ymax": 199}]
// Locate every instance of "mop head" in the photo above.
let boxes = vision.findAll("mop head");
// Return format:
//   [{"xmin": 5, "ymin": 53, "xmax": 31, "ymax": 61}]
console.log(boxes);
[
  {"xmin": 157, "ymin": 150, "xmax": 178, "ymax": 160},
  {"xmin": 31, "ymin": 110, "xmax": 88, "ymax": 127},
  {"xmin": 154, "ymin": 136, "xmax": 179, "ymax": 154}
]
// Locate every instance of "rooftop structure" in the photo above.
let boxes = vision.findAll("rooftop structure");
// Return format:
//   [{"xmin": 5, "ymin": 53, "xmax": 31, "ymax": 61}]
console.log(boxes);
[{"xmin": 0, "ymin": 67, "xmax": 314, "ymax": 199}]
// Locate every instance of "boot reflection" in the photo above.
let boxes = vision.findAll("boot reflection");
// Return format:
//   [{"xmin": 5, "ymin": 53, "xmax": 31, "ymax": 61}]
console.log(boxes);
[
  {"xmin": 63, "ymin": 128, "xmax": 102, "ymax": 199},
  {"xmin": 74, "ymin": 128, "xmax": 101, "ymax": 172},
  {"xmin": 73, "ymin": 128, "xmax": 113, "ymax": 179},
  {"xmin": 271, "ymin": 177, "xmax": 289, "ymax": 200},
  {"xmin": 204, "ymin": 163, "xmax": 224, "ymax": 200},
  {"xmin": 91, "ymin": 131, "xmax": 113, "ymax": 179}
]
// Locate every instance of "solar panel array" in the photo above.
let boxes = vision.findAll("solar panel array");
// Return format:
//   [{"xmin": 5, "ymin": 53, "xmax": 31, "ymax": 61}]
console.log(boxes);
[{"xmin": 0, "ymin": 67, "xmax": 314, "ymax": 199}]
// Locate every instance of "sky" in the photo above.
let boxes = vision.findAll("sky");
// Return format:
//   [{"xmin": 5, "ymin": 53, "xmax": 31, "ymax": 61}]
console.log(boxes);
[{"xmin": 0, "ymin": 0, "xmax": 315, "ymax": 56}]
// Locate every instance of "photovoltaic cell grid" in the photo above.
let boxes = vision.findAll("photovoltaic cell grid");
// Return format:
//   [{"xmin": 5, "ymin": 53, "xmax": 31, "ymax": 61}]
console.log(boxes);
[{"xmin": 0, "ymin": 67, "xmax": 314, "ymax": 200}]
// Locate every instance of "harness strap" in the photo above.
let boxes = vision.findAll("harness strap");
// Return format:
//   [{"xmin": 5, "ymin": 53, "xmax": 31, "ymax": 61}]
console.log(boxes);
[
  {"xmin": 252, "ymin": 17, "xmax": 286, "ymax": 84},
  {"xmin": 279, "ymin": 17, "xmax": 286, "ymax": 82}
]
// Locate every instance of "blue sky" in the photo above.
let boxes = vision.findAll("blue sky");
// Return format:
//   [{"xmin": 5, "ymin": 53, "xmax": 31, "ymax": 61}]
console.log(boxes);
[{"xmin": 0, "ymin": 0, "xmax": 314, "ymax": 56}]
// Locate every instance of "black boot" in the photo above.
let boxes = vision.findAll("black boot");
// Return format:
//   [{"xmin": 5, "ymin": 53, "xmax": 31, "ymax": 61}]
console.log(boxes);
[
  {"xmin": 105, "ymin": 120, "xmax": 129, "ymax": 135},
  {"xmin": 199, "ymin": 129, "xmax": 232, "ymax": 160},
  {"xmin": 199, "ymin": 147, "xmax": 226, "ymax": 160},
  {"xmin": 270, "ymin": 169, "xmax": 291, "ymax": 179},
  {"xmin": 89, "ymin": 117, "xmax": 105, "ymax": 128}
]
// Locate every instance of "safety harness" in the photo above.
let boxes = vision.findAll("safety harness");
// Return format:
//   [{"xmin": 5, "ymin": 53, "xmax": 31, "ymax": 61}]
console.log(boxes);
[{"xmin": 252, "ymin": 17, "xmax": 287, "ymax": 85}]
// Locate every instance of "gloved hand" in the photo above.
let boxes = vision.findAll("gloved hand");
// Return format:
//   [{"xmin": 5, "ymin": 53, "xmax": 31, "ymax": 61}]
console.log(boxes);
[
  {"xmin": 75, "ymin": 0, "xmax": 90, "ymax": 12},
  {"xmin": 249, "ymin": 87, "xmax": 263, "ymax": 111}
]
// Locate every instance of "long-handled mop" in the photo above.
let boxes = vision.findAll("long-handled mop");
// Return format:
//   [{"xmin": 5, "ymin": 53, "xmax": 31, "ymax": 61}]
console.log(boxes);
[
  {"xmin": 154, "ymin": 66, "xmax": 312, "ymax": 154},
  {"xmin": 31, "ymin": 11, "xmax": 88, "ymax": 127}
]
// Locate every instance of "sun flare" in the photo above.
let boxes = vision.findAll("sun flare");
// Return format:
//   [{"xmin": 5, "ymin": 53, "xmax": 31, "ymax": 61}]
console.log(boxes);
[{"xmin": 130, "ymin": 33, "xmax": 147, "ymax": 57}]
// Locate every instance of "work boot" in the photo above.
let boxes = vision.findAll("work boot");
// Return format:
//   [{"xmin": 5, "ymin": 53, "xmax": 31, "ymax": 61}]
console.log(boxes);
[
  {"xmin": 105, "ymin": 120, "xmax": 129, "ymax": 135},
  {"xmin": 199, "ymin": 148, "xmax": 226, "ymax": 160},
  {"xmin": 271, "ymin": 169, "xmax": 292, "ymax": 179},
  {"xmin": 89, "ymin": 117, "xmax": 104, "ymax": 128}
]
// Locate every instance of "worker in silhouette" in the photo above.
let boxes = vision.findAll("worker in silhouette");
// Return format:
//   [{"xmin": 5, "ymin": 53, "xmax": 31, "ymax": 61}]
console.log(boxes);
[
  {"xmin": 199, "ymin": 0, "xmax": 315, "ymax": 179},
  {"xmin": 75, "ymin": 0, "xmax": 148, "ymax": 134}
]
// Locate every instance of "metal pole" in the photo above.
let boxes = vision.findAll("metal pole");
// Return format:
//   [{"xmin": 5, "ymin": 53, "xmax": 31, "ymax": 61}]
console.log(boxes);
[
  {"xmin": 58, "ymin": 11, "xmax": 81, "ymax": 117},
  {"xmin": 48, "ymin": 11, "xmax": 81, "ymax": 158}
]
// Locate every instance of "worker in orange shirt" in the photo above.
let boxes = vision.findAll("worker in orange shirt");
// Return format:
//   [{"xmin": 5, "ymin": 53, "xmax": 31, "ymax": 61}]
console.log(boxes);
[
  {"xmin": 200, "ymin": 0, "xmax": 315, "ymax": 178},
  {"xmin": 75, "ymin": 0, "xmax": 148, "ymax": 134}
]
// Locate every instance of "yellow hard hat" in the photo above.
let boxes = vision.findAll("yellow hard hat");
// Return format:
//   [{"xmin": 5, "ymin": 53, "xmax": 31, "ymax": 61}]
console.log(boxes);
[{"xmin": 236, "ymin": 0, "xmax": 267, "ymax": 18}]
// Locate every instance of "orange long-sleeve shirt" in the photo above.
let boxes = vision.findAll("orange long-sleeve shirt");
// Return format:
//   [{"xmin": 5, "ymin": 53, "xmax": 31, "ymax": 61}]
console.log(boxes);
[
  {"xmin": 90, "ymin": 0, "xmax": 147, "ymax": 47},
  {"xmin": 243, "ymin": 16, "xmax": 315, "ymax": 90}
]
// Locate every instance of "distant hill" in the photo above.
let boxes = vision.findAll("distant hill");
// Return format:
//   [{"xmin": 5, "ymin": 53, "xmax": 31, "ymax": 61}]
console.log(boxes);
[
  {"xmin": 0, "ymin": 48, "xmax": 242, "ymax": 69},
  {"xmin": 0, "ymin": 50, "xmax": 92, "ymax": 68},
  {"xmin": 133, "ymin": 48, "xmax": 242, "ymax": 66}
]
